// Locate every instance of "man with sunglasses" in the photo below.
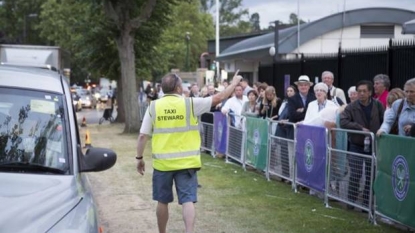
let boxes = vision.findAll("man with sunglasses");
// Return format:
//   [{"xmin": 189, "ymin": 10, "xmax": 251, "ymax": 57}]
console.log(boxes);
[{"xmin": 136, "ymin": 71, "xmax": 241, "ymax": 233}]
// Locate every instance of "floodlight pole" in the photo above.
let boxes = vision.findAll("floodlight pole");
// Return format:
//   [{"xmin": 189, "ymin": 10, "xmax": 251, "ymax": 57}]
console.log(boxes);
[{"xmin": 215, "ymin": 0, "xmax": 220, "ymax": 84}]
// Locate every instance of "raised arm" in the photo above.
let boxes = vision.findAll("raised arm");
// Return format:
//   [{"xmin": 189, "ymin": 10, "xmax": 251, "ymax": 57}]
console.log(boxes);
[{"xmin": 212, "ymin": 70, "xmax": 242, "ymax": 107}]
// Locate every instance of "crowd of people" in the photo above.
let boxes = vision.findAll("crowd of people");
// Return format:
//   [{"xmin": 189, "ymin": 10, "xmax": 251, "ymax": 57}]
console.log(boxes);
[
  {"xmin": 143, "ymin": 72, "xmax": 415, "ymax": 143},
  {"xmin": 136, "ymin": 71, "xmax": 415, "ymax": 232}
]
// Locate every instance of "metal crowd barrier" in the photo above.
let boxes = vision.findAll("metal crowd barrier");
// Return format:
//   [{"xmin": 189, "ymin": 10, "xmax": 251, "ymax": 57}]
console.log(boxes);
[
  {"xmin": 197, "ymin": 112, "xmax": 414, "ymax": 228},
  {"xmin": 266, "ymin": 120, "xmax": 297, "ymax": 191},
  {"xmin": 325, "ymin": 128, "xmax": 376, "ymax": 222},
  {"xmin": 225, "ymin": 112, "xmax": 246, "ymax": 168},
  {"xmin": 200, "ymin": 112, "xmax": 215, "ymax": 155}
]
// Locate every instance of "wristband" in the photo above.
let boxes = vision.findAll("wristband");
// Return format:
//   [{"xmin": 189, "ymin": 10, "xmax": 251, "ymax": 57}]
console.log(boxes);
[{"xmin": 135, "ymin": 156, "xmax": 143, "ymax": 160}]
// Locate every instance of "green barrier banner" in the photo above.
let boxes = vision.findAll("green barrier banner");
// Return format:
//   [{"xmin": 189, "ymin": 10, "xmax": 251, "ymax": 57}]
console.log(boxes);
[
  {"xmin": 374, "ymin": 135, "xmax": 415, "ymax": 228},
  {"xmin": 245, "ymin": 117, "xmax": 268, "ymax": 170}
]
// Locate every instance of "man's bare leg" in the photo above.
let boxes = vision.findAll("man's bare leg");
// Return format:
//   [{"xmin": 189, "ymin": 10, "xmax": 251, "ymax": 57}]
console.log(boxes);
[
  {"xmin": 156, "ymin": 202, "xmax": 169, "ymax": 233},
  {"xmin": 182, "ymin": 202, "xmax": 195, "ymax": 233}
]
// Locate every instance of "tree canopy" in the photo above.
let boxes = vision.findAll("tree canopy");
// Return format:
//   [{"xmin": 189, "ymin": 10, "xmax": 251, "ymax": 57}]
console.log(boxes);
[{"xmin": 0, "ymin": 0, "xmax": 267, "ymax": 132}]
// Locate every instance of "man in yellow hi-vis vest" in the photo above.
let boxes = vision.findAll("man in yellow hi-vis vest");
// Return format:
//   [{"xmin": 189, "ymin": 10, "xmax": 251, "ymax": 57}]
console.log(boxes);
[{"xmin": 136, "ymin": 71, "xmax": 242, "ymax": 233}]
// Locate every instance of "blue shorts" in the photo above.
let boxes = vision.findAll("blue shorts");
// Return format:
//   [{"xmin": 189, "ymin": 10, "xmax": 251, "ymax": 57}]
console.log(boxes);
[{"xmin": 152, "ymin": 169, "xmax": 198, "ymax": 204}]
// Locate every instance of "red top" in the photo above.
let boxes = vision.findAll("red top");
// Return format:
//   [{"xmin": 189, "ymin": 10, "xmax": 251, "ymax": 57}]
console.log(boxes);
[{"xmin": 374, "ymin": 90, "xmax": 388, "ymax": 108}]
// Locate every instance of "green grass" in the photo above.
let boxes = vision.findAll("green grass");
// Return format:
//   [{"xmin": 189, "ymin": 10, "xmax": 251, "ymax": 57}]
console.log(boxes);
[
  {"xmin": 197, "ymin": 154, "xmax": 404, "ymax": 233},
  {"xmin": 85, "ymin": 124, "xmax": 405, "ymax": 233}
]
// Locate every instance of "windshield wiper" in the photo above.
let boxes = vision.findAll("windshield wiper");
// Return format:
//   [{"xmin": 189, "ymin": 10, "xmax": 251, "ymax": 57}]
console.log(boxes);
[{"xmin": 0, "ymin": 162, "xmax": 66, "ymax": 174}]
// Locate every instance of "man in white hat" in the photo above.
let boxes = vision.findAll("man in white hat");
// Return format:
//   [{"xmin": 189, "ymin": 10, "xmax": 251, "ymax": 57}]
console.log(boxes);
[
  {"xmin": 287, "ymin": 75, "xmax": 316, "ymax": 130},
  {"xmin": 278, "ymin": 75, "xmax": 316, "ymax": 180}
]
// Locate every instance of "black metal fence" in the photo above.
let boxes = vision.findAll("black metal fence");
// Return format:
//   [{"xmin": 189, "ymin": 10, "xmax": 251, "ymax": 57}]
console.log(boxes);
[{"xmin": 259, "ymin": 39, "xmax": 415, "ymax": 99}]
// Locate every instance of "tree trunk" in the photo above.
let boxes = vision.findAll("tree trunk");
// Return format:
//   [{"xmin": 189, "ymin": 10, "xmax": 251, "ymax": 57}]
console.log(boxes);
[
  {"xmin": 115, "ymin": 77, "xmax": 125, "ymax": 123},
  {"xmin": 116, "ymin": 26, "xmax": 140, "ymax": 133}
]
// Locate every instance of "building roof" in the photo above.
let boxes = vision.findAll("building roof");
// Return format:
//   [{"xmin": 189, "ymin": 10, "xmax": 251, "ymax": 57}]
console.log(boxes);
[
  {"xmin": 207, "ymin": 30, "xmax": 272, "ymax": 54},
  {"xmin": 216, "ymin": 8, "xmax": 415, "ymax": 61},
  {"xmin": 403, "ymin": 19, "xmax": 415, "ymax": 34}
]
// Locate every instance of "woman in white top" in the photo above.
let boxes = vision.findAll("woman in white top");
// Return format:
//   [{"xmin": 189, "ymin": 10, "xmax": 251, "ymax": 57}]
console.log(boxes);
[{"xmin": 303, "ymin": 82, "xmax": 339, "ymax": 127}]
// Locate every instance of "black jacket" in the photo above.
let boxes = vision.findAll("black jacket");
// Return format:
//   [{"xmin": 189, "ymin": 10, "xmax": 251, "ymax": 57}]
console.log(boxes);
[
  {"xmin": 340, "ymin": 99, "xmax": 384, "ymax": 146},
  {"xmin": 287, "ymin": 92, "xmax": 316, "ymax": 123},
  {"xmin": 259, "ymin": 98, "xmax": 282, "ymax": 119}
]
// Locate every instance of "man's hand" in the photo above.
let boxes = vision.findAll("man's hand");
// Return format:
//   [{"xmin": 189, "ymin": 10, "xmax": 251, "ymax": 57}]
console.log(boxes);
[
  {"xmin": 230, "ymin": 70, "xmax": 241, "ymax": 85},
  {"xmin": 404, "ymin": 124, "xmax": 412, "ymax": 134},
  {"xmin": 376, "ymin": 129, "xmax": 385, "ymax": 137},
  {"xmin": 137, "ymin": 159, "xmax": 145, "ymax": 175}
]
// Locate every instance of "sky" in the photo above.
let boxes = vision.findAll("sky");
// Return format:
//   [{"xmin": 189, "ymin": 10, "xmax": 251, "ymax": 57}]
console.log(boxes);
[{"xmin": 242, "ymin": 0, "xmax": 415, "ymax": 29}]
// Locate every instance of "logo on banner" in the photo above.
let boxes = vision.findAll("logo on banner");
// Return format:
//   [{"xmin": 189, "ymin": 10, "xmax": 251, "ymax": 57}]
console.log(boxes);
[
  {"xmin": 253, "ymin": 128, "xmax": 260, "ymax": 156},
  {"xmin": 304, "ymin": 139, "xmax": 314, "ymax": 172},
  {"xmin": 392, "ymin": 155, "xmax": 410, "ymax": 201}
]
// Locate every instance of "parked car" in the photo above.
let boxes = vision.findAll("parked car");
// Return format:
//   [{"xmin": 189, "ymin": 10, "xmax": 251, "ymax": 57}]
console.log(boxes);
[
  {"xmin": 71, "ymin": 89, "xmax": 82, "ymax": 112},
  {"xmin": 79, "ymin": 89, "xmax": 97, "ymax": 109},
  {"xmin": 0, "ymin": 66, "xmax": 117, "ymax": 233}
]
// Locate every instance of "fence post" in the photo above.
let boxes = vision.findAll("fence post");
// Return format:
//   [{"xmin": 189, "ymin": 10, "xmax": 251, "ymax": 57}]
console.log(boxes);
[
  {"xmin": 337, "ymin": 46, "xmax": 343, "ymax": 87},
  {"xmin": 300, "ymin": 53, "xmax": 305, "ymax": 75},
  {"xmin": 387, "ymin": 38, "xmax": 393, "ymax": 81}
]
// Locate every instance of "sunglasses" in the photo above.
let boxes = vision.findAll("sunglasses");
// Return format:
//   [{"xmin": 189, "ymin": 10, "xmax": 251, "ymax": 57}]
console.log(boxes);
[{"xmin": 172, "ymin": 73, "xmax": 180, "ymax": 90}]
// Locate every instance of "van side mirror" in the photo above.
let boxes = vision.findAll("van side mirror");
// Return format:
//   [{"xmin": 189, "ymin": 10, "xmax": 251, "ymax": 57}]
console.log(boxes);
[{"xmin": 79, "ymin": 147, "xmax": 117, "ymax": 172}]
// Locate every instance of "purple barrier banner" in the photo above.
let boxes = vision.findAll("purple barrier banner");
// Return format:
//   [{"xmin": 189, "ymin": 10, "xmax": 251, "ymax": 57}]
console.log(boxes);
[
  {"xmin": 295, "ymin": 124, "xmax": 327, "ymax": 192},
  {"xmin": 284, "ymin": 74, "xmax": 290, "ymax": 92},
  {"xmin": 214, "ymin": 112, "xmax": 227, "ymax": 154}
]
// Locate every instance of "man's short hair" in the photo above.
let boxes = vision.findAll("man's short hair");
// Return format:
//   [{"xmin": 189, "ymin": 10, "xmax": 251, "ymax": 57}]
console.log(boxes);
[
  {"xmin": 241, "ymin": 78, "xmax": 249, "ymax": 83},
  {"xmin": 161, "ymin": 73, "xmax": 180, "ymax": 94},
  {"xmin": 257, "ymin": 83, "xmax": 268, "ymax": 92},
  {"xmin": 322, "ymin": 71, "xmax": 334, "ymax": 79},
  {"xmin": 356, "ymin": 80, "xmax": 373, "ymax": 93}
]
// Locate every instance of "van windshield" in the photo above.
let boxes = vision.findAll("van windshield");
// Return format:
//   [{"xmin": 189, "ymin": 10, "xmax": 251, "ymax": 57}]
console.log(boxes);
[{"xmin": 0, "ymin": 87, "xmax": 69, "ymax": 174}]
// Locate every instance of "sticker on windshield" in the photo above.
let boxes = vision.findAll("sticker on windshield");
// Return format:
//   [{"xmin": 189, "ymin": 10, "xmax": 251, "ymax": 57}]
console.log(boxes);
[
  {"xmin": 30, "ymin": 100, "xmax": 55, "ymax": 114},
  {"xmin": 45, "ymin": 95, "xmax": 51, "ymax": 100}
]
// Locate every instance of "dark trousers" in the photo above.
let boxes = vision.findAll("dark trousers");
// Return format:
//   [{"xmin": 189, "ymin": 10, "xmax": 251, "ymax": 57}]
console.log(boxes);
[{"xmin": 347, "ymin": 143, "xmax": 372, "ymax": 206}]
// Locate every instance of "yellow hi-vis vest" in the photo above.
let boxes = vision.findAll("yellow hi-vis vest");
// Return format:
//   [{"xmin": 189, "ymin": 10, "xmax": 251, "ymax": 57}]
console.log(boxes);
[{"xmin": 149, "ymin": 95, "xmax": 201, "ymax": 171}]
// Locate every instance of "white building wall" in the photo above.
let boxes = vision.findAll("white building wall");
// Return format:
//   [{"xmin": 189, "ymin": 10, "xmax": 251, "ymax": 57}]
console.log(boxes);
[
  {"xmin": 296, "ymin": 25, "xmax": 415, "ymax": 53},
  {"xmin": 222, "ymin": 60, "xmax": 260, "ymax": 82}
]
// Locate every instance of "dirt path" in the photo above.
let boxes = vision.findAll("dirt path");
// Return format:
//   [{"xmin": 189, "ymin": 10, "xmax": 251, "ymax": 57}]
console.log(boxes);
[{"xmin": 83, "ymin": 124, "xmax": 192, "ymax": 233}]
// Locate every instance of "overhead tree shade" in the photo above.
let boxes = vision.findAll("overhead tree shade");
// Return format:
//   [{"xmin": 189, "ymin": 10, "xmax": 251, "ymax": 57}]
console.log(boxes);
[{"xmin": 402, "ymin": 19, "xmax": 415, "ymax": 34}]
